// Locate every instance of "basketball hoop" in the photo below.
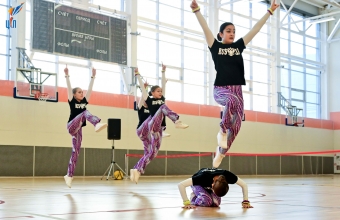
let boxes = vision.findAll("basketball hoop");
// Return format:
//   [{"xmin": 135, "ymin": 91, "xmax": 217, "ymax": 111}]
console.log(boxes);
[{"xmin": 35, "ymin": 92, "xmax": 49, "ymax": 102}]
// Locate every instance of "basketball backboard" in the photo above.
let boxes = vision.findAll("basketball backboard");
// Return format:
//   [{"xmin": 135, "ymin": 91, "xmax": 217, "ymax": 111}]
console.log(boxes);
[{"xmin": 14, "ymin": 68, "xmax": 58, "ymax": 102}]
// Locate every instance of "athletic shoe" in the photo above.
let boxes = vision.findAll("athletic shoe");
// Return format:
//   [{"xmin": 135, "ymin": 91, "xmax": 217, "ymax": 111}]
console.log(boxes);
[
  {"xmin": 175, "ymin": 120, "xmax": 189, "ymax": 129},
  {"xmin": 217, "ymin": 132, "xmax": 228, "ymax": 148},
  {"xmin": 162, "ymin": 132, "xmax": 171, "ymax": 138},
  {"xmin": 213, "ymin": 146, "xmax": 225, "ymax": 168},
  {"xmin": 95, "ymin": 123, "xmax": 108, "ymax": 132},
  {"xmin": 130, "ymin": 169, "xmax": 135, "ymax": 182},
  {"xmin": 64, "ymin": 175, "xmax": 73, "ymax": 188},
  {"xmin": 131, "ymin": 169, "xmax": 141, "ymax": 184}
]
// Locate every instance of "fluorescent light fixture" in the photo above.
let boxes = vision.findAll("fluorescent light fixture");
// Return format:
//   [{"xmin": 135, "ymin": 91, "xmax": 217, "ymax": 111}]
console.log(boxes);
[{"xmin": 309, "ymin": 17, "xmax": 335, "ymax": 24}]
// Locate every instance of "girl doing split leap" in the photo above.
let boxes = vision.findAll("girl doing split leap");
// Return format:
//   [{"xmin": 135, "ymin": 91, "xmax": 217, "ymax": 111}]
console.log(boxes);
[
  {"xmin": 178, "ymin": 168, "xmax": 252, "ymax": 209},
  {"xmin": 64, "ymin": 65, "xmax": 107, "ymax": 188},
  {"xmin": 130, "ymin": 64, "xmax": 189, "ymax": 183},
  {"xmin": 190, "ymin": 0, "xmax": 279, "ymax": 167}
]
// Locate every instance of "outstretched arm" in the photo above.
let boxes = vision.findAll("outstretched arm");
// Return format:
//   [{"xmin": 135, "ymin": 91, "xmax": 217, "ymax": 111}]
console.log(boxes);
[
  {"xmin": 137, "ymin": 81, "xmax": 149, "ymax": 109},
  {"xmin": 161, "ymin": 63, "xmax": 166, "ymax": 97},
  {"xmin": 64, "ymin": 65, "xmax": 73, "ymax": 101},
  {"xmin": 243, "ymin": 1, "xmax": 279, "ymax": 46},
  {"xmin": 135, "ymin": 68, "xmax": 148, "ymax": 101},
  {"xmin": 85, "ymin": 67, "xmax": 96, "ymax": 102},
  {"xmin": 178, "ymin": 178, "xmax": 196, "ymax": 209},
  {"xmin": 236, "ymin": 177, "xmax": 253, "ymax": 208},
  {"xmin": 190, "ymin": 0, "xmax": 214, "ymax": 48}
]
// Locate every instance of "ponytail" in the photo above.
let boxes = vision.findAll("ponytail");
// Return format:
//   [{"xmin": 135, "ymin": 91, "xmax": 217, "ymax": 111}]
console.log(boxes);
[
  {"xmin": 148, "ymin": 91, "xmax": 152, "ymax": 96},
  {"xmin": 217, "ymin": 33, "xmax": 222, "ymax": 41}
]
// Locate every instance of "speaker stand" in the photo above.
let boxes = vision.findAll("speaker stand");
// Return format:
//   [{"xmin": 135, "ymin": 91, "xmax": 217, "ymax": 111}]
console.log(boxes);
[{"xmin": 101, "ymin": 140, "xmax": 128, "ymax": 180}]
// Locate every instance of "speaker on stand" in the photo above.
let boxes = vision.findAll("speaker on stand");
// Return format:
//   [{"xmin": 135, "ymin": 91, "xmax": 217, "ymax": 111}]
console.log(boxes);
[{"xmin": 101, "ymin": 118, "xmax": 128, "ymax": 180}]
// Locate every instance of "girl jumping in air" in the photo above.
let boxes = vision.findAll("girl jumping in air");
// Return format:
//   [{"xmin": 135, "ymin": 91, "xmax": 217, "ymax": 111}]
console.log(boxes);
[
  {"xmin": 130, "ymin": 64, "xmax": 189, "ymax": 184},
  {"xmin": 64, "ymin": 65, "xmax": 107, "ymax": 188},
  {"xmin": 190, "ymin": 0, "xmax": 279, "ymax": 168},
  {"xmin": 178, "ymin": 168, "xmax": 252, "ymax": 209}
]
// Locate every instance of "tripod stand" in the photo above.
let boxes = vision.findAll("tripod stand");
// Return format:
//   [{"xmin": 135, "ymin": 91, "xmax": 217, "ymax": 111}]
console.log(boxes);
[{"xmin": 101, "ymin": 140, "xmax": 128, "ymax": 180}]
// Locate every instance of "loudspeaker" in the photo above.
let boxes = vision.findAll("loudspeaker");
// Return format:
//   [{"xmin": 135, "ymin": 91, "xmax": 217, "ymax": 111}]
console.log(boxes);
[
  {"xmin": 107, "ymin": 118, "xmax": 121, "ymax": 140},
  {"xmin": 134, "ymin": 101, "xmax": 138, "ymax": 111}
]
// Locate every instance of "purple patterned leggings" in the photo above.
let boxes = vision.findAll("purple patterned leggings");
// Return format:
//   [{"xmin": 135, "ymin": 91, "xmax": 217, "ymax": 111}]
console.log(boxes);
[
  {"xmin": 214, "ymin": 86, "xmax": 243, "ymax": 154},
  {"xmin": 190, "ymin": 185, "xmax": 221, "ymax": 207},
  {"xmin": 133, "ymin": 104, "xmax": 179, "ymax": 173},
  {"xmin": 66, "ymin": 110, "xmax": 101, "ymax": 177}
]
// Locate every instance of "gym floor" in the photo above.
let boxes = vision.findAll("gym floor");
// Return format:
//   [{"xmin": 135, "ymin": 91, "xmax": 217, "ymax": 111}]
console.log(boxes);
[{"xmin": 1, "ymin": 175, "xmax": 339, "ymax": 219}]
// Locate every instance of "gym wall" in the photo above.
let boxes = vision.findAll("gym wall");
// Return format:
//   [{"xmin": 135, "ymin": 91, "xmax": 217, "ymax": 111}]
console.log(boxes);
[{"xmin": 0, "ymin": 81, "xmax": 336, "ymax": 176}]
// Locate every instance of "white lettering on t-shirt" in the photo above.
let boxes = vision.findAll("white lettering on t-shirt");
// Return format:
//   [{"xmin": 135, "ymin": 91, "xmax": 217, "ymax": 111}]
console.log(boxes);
[
  {"xmin": 218, "ymin": 48, "xmax": 240, "ymax": 56},
  {"xmin": 75, "ymin": 103, "xmax": 87, "ymax": 109},
  {"xmin": 152, "ymin": 100, "xmax": 164, "ymax": 105},
  {"xmin": 144, "ymin": 109, "xmax": 149, "ymax": 113}
]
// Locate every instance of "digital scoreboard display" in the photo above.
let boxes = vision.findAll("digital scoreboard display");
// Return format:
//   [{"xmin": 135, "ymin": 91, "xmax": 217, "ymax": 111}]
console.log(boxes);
[{"xmin": 32, "ymin": 0, "xmax": 127, "ymax": 65}]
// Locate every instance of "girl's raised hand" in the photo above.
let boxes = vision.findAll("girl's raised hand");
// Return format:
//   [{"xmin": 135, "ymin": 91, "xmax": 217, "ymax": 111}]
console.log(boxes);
[
  {"xmin": 64, "ymin": 65, "xmax": 69, "ymax": 75},
  {"xmin": 134, "ymin": 67, "xmax": 140, "ymax": 75},
  {"xmin": 162, "ymin": 63, "xmax": 166, "ymax": 71},
  {"xmin": 92, "ymin": 67, "xmax": 96, "ymax": 77},
  {"xmin": 270, "ymin": 0, "xmax": 280, "ymax": 12},
  {"xmin": 190, "ymin": 0, "xmax": 198, "ymax": 10}
]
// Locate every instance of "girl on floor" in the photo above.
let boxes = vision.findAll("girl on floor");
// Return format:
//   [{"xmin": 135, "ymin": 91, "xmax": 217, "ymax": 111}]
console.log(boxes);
[
  {"xmin": 131, "ymin": 64, "xmax": 189, "ymax": 184},
  {"xmin": 64, "ymin": 65, "xmax": 107, "ymax": 188},
  {"xmin": 190, "ymin": 0, "xmax": 279, "ymax": 167},
  {"xmin": 178, "ymin": 168, "xmax": 252, "ymax": 209}
]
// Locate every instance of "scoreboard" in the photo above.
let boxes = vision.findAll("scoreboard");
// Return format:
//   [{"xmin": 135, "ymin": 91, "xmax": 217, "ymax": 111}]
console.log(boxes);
[{"xmin": 32, "ymin": 0, "xmax": 127, "ymax": 65}]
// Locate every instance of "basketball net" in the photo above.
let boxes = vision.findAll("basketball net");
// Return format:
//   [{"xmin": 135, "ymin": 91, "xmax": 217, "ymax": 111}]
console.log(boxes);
[{"xmin": 35, "ymin": 92, "xmax": 49, "ymax": 104}]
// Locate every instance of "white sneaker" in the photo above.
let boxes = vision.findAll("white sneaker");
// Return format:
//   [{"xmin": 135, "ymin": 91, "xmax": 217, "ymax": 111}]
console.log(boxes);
[
  {"xmin": 213, "ymin": 146, "xmax": 225, "ymax": 168},
  {"xmin": 64, "ymin": 175, "xmax": 73, "ymax": 188},
  {"xmin": 131, "ymin": 169, "xmax": 141, "ymax": 184},
  {"xmin": 95, "ymin": 123, "xmax": 108, "ymax": 132},
  {"xmin": 130, "ymin": 169, "xmax": 135, "ymax": 182},
  {"xmin": 217, "ymin": 132, "xmax": 228, "ymax": 148},
  {"xmin": 175, "ymin": 120, "xmax": 189, "ymax": 129},
  {"xmin": 162, "ymin": 132, "xmax": 171, "ymax": 138}
]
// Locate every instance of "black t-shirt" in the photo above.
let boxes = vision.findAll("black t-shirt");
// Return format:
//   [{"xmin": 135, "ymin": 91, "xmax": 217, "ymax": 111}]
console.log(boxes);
[
  {"xmin": 68, "ymin": 97, "xmax": 88, "ymax": 127},
  {"xmin": 209, "ymin": 38, "xmax": 246, "ymax": 86},
  {"xmin": 145, "ymin": 96, "xmax": 166, "ymax": 127},
  {"xmin": 192, "ymin": 168, "xmax": 238, "ymax": 188},
  {"xmin": 137, "ymin": 106, "xmax": 150, "ymax": 129}
]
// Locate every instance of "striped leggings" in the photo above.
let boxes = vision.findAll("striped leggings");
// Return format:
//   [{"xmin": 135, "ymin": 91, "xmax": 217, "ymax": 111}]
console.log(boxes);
[
  {"xmin": 190, "ymin": 186, "xmax": 221, "ymax": 207},
  {"xmin": 133, "ymin": 104, "xmax": 179, "ymax": 174},
  {"xmin": 214, "ymin": 86, "xmax": 243, "ymax": 154},
  {"xmin": 66, "ymin": 110, "xmax": 101, "ymax": 177}
]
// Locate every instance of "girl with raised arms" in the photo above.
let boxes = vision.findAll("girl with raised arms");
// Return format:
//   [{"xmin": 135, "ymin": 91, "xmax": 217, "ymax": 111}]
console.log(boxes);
[
  {"xmin": 130, "ymin": 64, "xmax": 189, "ymax": 183},
  {"xmin": 64, "ymin": 65, "xmax": 107, "ymax": 188},
  {"xmin": 190, "ymin": 0, "xmax": 279, "ymax": 167}
]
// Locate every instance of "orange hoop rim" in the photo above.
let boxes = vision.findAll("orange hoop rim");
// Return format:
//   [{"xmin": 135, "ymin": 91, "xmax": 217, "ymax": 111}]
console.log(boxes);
[{"xmin": 35, "ymin": 92, "xmax": 49, "ymax": 101}]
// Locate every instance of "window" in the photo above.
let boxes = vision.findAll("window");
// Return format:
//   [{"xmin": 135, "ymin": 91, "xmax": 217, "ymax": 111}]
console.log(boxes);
[{"xmin": 279, "ymin": 11, "xmax": 321, "ymax": 118}]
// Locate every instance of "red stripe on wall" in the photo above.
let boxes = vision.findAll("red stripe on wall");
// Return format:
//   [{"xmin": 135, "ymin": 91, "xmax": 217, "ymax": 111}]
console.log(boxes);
[
  {"xmin": 199, "ymin": 105, "xmax": 220, "ymax": 118},
  {"xmin": 330, "ymin": 112, "xmax": 340, "ymax": 130},
  {"xmin": 0, "ymin": 80, "xmax": 336, "ymax": 130}
]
